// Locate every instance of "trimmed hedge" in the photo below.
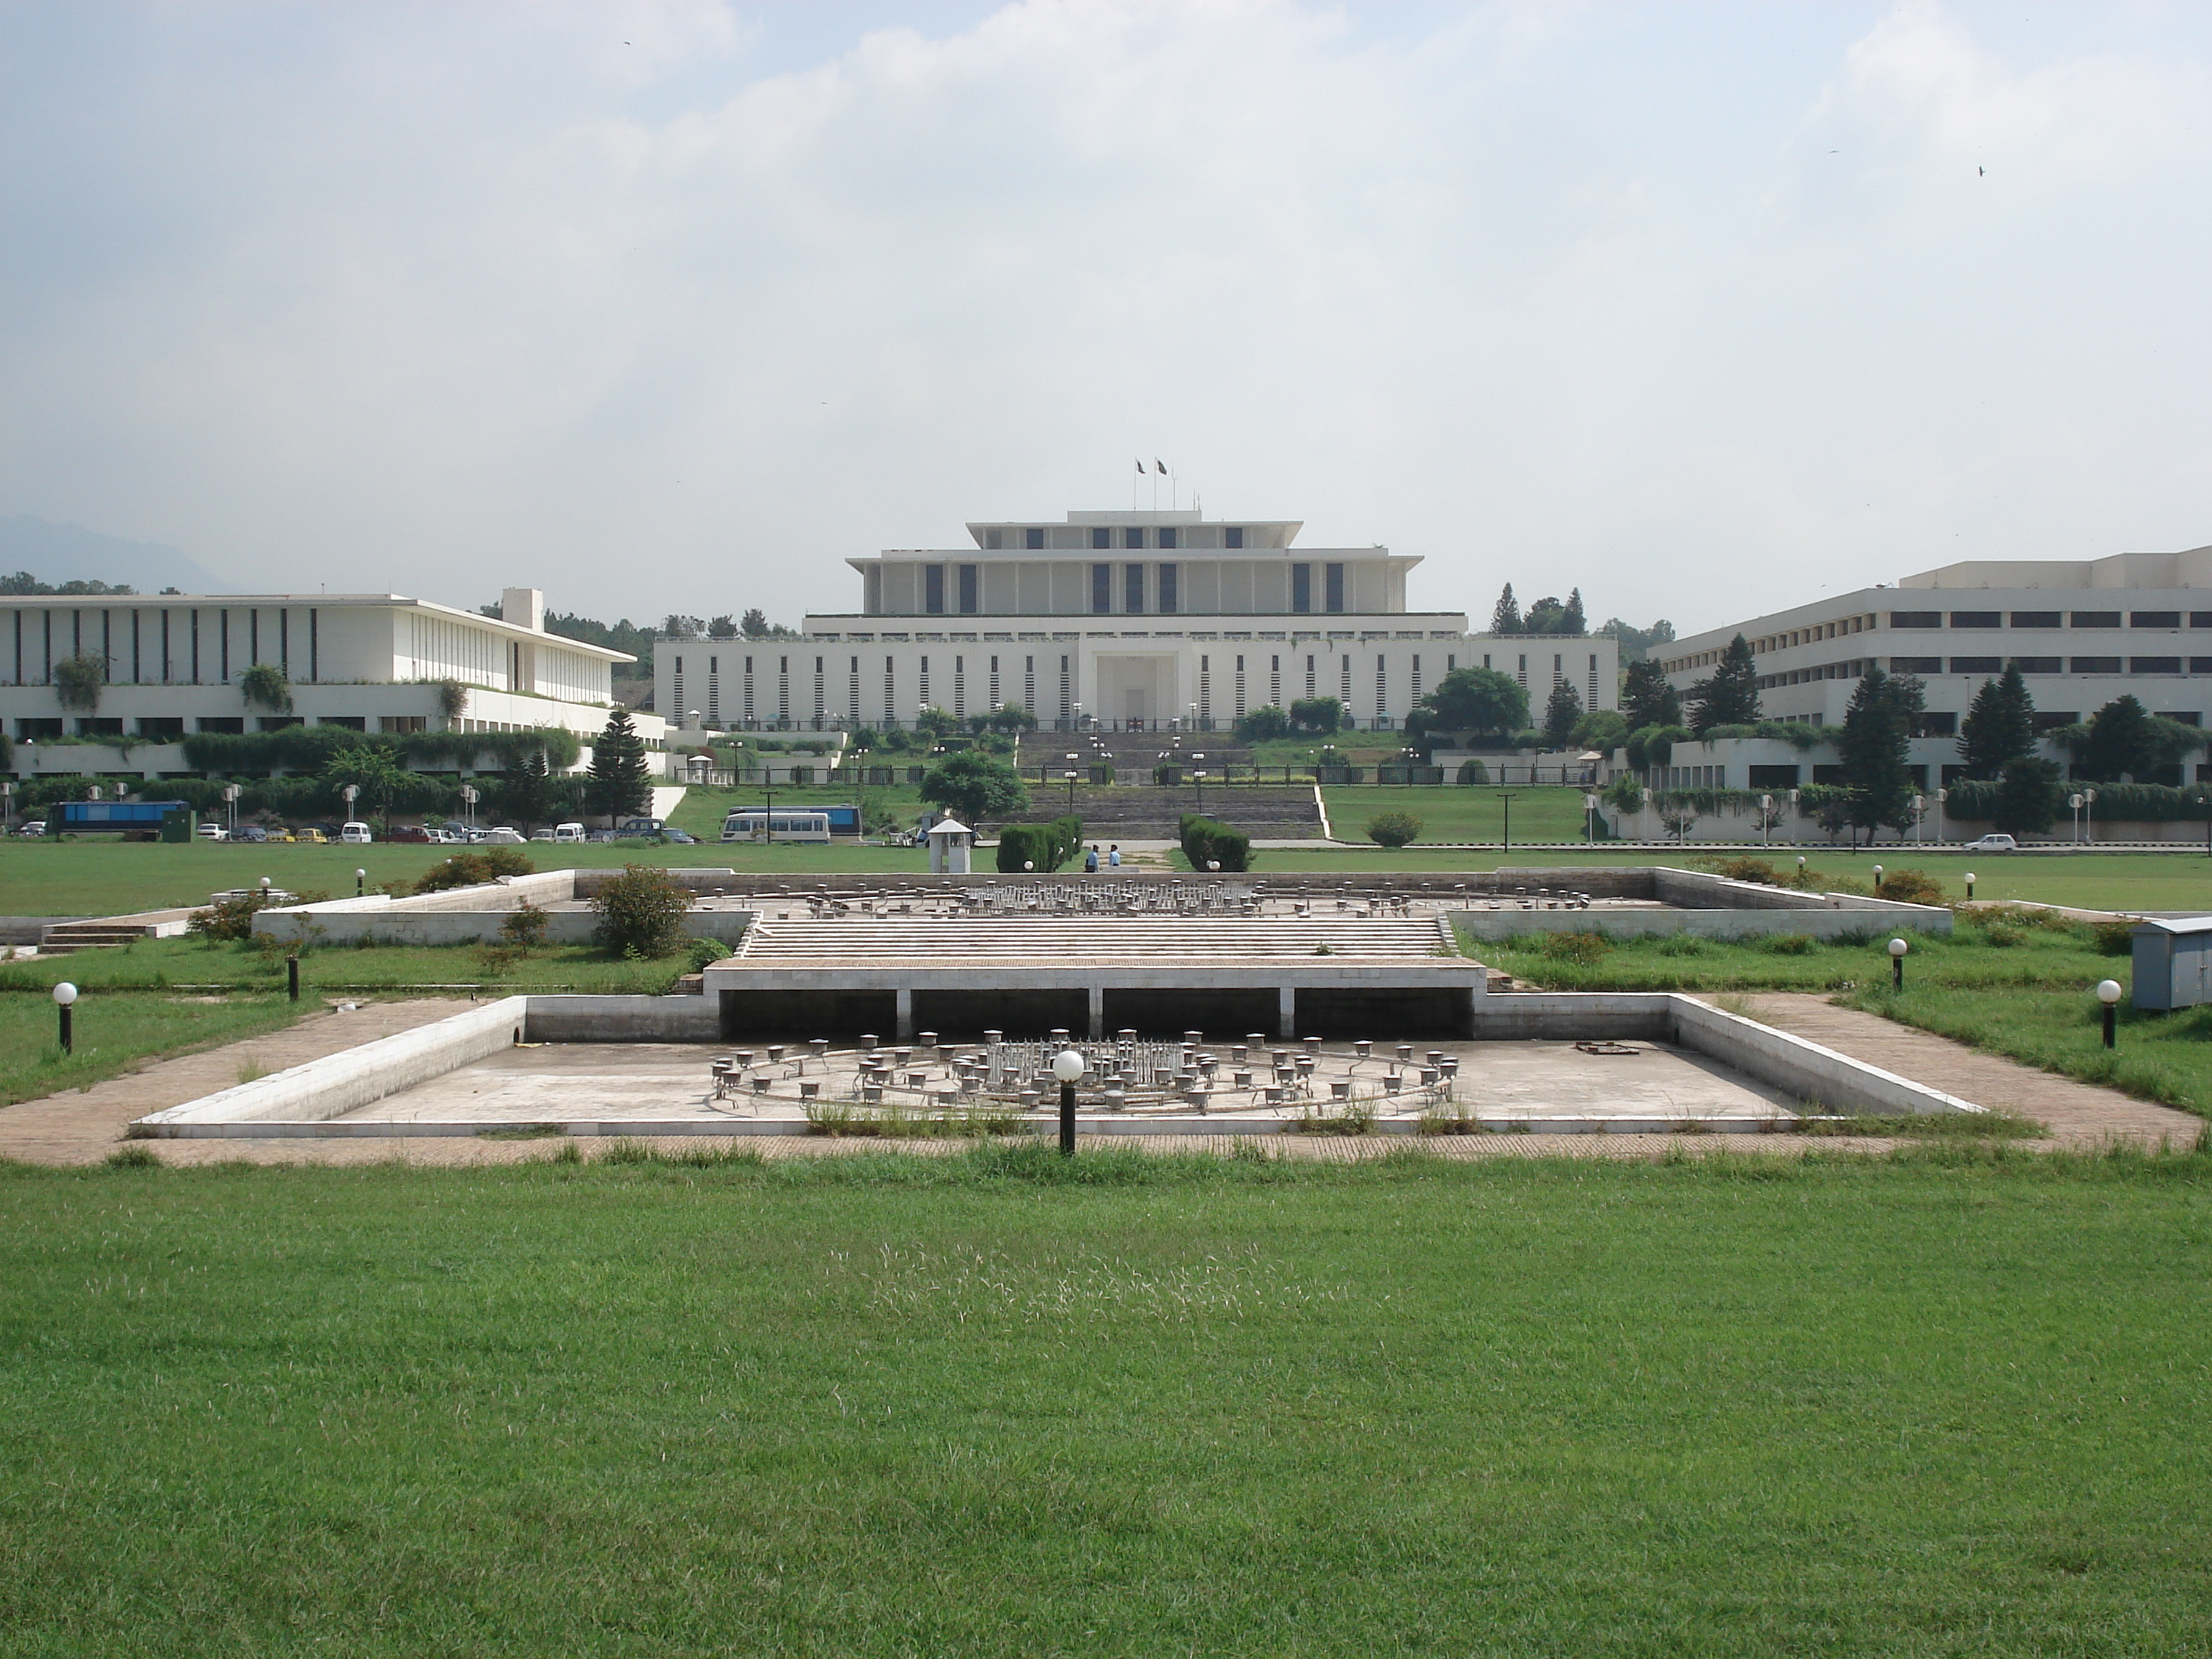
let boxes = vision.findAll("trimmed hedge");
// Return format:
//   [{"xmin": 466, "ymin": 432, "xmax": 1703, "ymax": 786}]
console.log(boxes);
[
  {"xmin": 1179, "ymin": 813, "xmax": 1253, "ymax": 873},
  {"xmin": 1946, "ymin": 778, "xmax": 2212, "ymax": 823},
  {"xmin": 179, "ymin": 725, "xmax": 580, "ymax": 775},
  {"xmin": 996, "ymin": 815, "xmax": 1084, "ymax": 873}
]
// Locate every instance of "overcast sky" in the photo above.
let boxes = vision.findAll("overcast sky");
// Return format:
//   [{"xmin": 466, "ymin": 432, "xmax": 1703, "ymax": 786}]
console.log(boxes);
[{"xmin": 4, "ymin": 1, "xmax": 2209, "ymax": 635}]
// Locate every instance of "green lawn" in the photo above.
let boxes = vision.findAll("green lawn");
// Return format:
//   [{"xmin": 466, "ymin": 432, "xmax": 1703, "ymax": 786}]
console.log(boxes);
[
  {"xmin": 0, "ymin": 991, "xmax": 303, "ymax": 1108},
  {"xmin": 0, "ymin": 1146, "xmax": 2207, "ymax": 1654},
  {"xmin": 0, "ymin": 937, "xmax": 717, "ymax": 998},
  {"xmin": 1322, "ymin": 783, "xmax": 1595, "ymax": 844}
]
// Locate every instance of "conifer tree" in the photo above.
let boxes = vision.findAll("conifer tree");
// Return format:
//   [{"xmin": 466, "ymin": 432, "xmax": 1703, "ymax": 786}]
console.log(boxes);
[
  {"xmin": 1837, "ymin": 668, "xmax": 1915, "ymax": 844},
  {"xmin": 1542, "ymin": 680, "xmax": 1583, "ymax": 748},
  {"xmin": 1956, "ymin": 665, "xmax": 2037, "ymax": 780},
  {"xmin": 584, "ymin": 707, "xmax": 653, "ymax": 825},
  {"xmin": 1686, "ymin": 635, "xmax": 1760, "ymax": 734},
  {"xmin": 1620, "ymin": 660, "xmax": 1683, "ymax": 731},
  {"xmin": 1489, "ymin": 584, "xmax": 1522, "ymax": 634},
  {"xmin": 1561, "ymin": 588, "xmax": 1586, "ymax": 635}
]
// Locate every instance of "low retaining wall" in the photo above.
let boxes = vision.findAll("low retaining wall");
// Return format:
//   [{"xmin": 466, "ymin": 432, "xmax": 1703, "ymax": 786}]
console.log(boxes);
[
  {"xmin": 254, "ymin": 869, "xmax": 753, "ymax": 947},
  {"xmin": 134, "ymin": 998, "xmax": 531, "ymax": 1133},
  {"xmin": 525, "ymin": 994, "xmax": 720, "ymax": 1042}
]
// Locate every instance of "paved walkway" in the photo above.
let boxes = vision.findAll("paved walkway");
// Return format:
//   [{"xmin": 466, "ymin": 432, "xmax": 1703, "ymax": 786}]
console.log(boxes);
[{"xmin": 1734, "ymin": 993, "xmax": 2203, "ymax": 1150}]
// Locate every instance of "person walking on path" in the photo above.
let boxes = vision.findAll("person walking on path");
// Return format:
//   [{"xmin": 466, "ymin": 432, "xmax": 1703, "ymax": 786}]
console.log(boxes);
[
  {"xmin": 1084, "ymin": 845, "xmax": 1100, "ymax": 873},
  {"xmin": 1108, "ymin": 844, "xmax": 1121, "ymax": 868}
]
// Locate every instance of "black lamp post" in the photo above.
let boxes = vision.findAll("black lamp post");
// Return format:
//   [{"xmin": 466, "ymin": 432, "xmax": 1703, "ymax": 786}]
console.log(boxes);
[
  {"xmin": 1497, "ymin": 792, "xmax": 1514, "ymax": 855},
  {"xmin": 1888, "ymin": 936, "xmax": 1908, "ymax": 991},
  {"xmin": 1052, "ymin": 1048, "xmax": 1085, "ymax": 1155},
  {"xmin": 2098, "ymin": 979, "xmax": 2122, "ymax": 1048},
  {"xmin": 53, "ymin": 981, "xmax": 76, "ymax": 1053}
]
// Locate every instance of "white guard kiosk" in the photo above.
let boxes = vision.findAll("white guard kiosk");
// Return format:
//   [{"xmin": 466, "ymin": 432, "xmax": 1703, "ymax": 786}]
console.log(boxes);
[{"xmin": 926, "ymin": 815, "xmax": 974, "ymax": 874}]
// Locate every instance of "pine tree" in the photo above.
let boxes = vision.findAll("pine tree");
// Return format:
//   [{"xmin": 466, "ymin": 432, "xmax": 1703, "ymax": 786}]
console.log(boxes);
[
  {"xmin": 1489, "ymin": 584, "xmax": 1522, "ymax": 634},
  {"xmin": 1620, "ymin": 660, "xmax": 1682, "ymax": 731},
  {"xmin": 1686, "ymin": 635, "xmax": 1760, "ymax": 734},
  {"xmin": 2079, "ymin": 694, "xmax": 2161, "ymax": 782},
  {"xmin": 1991, "ymin": 756, "xmax": 2065, "ymax": 835},
  {"xmin": 584, "ymin": 707, "xmax": 653, "ymax": 825},
  {"xmin": 1837, "ymin": 668, "xmax": 1913, "ymax": 844},
  {"xmin": 505, "ymin": 748, "xmax": 555, "ymax": 832},
  {"xmin": 1542, "ymin": 680, "xmax": 1583, "ymax": 748},
  {"xmin": 1956, "ymin": 665, "xmax": 2037, "ymax": 780},
  {"xmin": 1561, "ymin": 588, "xmax": 1586, "ymax": 635}
]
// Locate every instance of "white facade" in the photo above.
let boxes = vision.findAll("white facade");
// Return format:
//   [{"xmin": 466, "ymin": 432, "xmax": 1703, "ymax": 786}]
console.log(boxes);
[
  {"xmin": 659, "ymin": 509, "xmax": 1617, "ymax": 733},
  {"xmin": 1662, "ymin": 546, "xmax": 2212, "ymax": 740},
  {"xmin": 2, "ymin": 587, "xmax": 661, "ymax": 754}
]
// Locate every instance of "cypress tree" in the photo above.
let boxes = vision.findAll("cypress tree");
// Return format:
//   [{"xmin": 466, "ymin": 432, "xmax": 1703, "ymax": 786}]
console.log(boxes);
[
  {"xmin": 1957, "ymin": 665, "xmax": 2038, "ymax": 780},
  {"xmin": 1837, "ymin": 668, "xmax": 1914, "ymax": 844},
  {"xmin": 1542, "ymin": 680, "xmax": 1583, "ymax": 748},
  {"xmin": 584, "ymin": 707, "xmax": 653, "ymax": 825},
  {"xmin": 1489, "ymin": 584, "xmax": 1522, "ymax": 634},
  {"xmin": 1686, "ymin": 635, "xmax": 1760, "ymax": 734},
  {"xmin": 1561, "ymin": 588, "xmax": 1586, "ymax": 635}
]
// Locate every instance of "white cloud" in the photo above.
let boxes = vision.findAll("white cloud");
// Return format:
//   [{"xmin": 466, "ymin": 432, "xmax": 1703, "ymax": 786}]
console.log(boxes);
[{"xmin": 2, "ymin": 0, "xmax": 2210, "ymax": 635}]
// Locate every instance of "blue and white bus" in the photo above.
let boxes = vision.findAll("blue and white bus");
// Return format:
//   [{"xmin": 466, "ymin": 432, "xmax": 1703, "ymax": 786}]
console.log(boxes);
[{"xmin": 720, "ymin": 808, "xmax": 835, "ymax": 844}]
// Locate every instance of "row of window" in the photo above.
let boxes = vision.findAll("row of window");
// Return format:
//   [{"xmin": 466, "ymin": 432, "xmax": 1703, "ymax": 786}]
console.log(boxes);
[
  {"xmin": 1888, "ymin": 610, "xmax": 2212, "ymax": 630},
  {"xmin": 15, "ymin": 715, "xmax": 428, "ymax": 742},
  {"xmin": 7, "ymin": 606, "xmax": 323, "ymax": 687},
  {"xmin": 917, "ymin": 561, "xmax": 1350, "ymax": 617},
  {"xmin": 989, "ymin": 526, "xmax": 1248, "ymax": 551},
  {"xmin": 1885, "ymin": 655, "xmax": 2212, "ymax": 676}
]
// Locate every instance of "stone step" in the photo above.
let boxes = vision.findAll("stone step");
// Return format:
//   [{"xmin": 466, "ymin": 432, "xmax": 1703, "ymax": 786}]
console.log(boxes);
[{"xmin": 742, "ymin": 916, "xmax": 1450, "ymax": 961}]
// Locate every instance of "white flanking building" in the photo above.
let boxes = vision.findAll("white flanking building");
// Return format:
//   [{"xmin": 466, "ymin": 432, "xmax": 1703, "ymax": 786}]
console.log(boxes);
[
  {"xmin": 2, "ymin": 586, "xmax": 661, "ymax": 779},
  {"xmin": 1661, "ymin": 548, "xmax": 2212, "ymax": 742},
  {"xmin": 657, "ymin": 509, "xmax": 1617, "ymax": 733}
]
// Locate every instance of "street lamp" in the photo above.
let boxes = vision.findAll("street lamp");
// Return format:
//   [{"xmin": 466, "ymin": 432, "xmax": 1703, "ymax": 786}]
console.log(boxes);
[
  {"xmin": 1192, "ymin": 770, "xmax": 1207, "ymax": 815},
  {"xmin": 1064, "ymin": 770, "xmax": 1079, "ymax": 814},
  {"xmin": 459, "ymin": 782, "xmax": 478, "ymax": 830},
  {"xmin": 356, "ymin": 866, "xmax": 367, "ymax": 897},
  {"xmin": 1584, "ymin": 791, "xmax": 1600, "ymax": 844},
  {"xmin": 1872, "ymin": 863, "xmax": 1883, "ymax": 893},
  {"xmin": 1964, "ymin": 870, "xmax": 1976, "ymax": 902},
  {"xmin": 222, "ymin": 781, "xmax": 242, "ymax": 834},
  {"xmin": 1497, "ymin": 791, "xmax": 1515, "ymax": 856},
  {"xmin": 1888, "ymin": 936, "xmax": 1909, "ymax": 991},
  {"xmin": 52, "ymin": 980, "xmax": 77, "ymax": 1054},
  {"xmin": 2097, "ymin": 978, "xmax": 2123, "ymax": 1049},
  {"xmin": 1911, "ymin": 793, "xmax": 1925, "ymax": 846},
  {"xmin": 1051, "ymin": 1047, "xmax": 1086, "ymax": 1156},
  {"xmin": 1760, "ymin": 793, "xmax": 1774, "ymax": 850}
]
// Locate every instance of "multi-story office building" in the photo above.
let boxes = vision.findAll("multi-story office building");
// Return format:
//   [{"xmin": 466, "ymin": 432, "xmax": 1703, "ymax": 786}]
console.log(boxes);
[
  {"xmin": 2, "ymin": 586, "xmax": 656, "ymax": 765},
  {"xmin": 657, "ymin": 509, "xmax": 1617, "ymax": 732},
  {"xmin": 1660, "ymin": 547, "xmax": 2212, "ymax": 739}
]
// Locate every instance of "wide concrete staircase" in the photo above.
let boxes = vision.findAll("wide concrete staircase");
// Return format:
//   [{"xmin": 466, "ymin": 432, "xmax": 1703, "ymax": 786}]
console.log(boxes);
[
  {"xmin": 1016, "ymin": 785, "xmax": 1320, "ymax": 839},
  {"xmin": 38, "ymin": 913, "xmax": 192, "ymax": 954},
  {"xmin": 738, "ymin": 914, "xmax": 1452, "ymax": 962}
]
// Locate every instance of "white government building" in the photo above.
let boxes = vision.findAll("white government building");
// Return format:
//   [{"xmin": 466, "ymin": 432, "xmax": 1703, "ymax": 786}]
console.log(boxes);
[
  {"xmin": 1661, "ymin": 548, "xmax": 2212, "ymax": 741},
  {"xmin": 657, "ymin": 508, "xmax": 1617, "ymax": 734},
  {"xmin": 1, "ymin": 586, "xmax": 656, "ymax": 777}
]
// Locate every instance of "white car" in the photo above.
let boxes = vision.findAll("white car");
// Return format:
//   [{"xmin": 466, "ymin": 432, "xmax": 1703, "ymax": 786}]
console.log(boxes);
[
  {"xmin": 552, "ymin": 822, "xmax": 587, "ymax": 843},
  {"xmin": 340, "ymin": 822, "xmax": 374, "ymax": 844},
  {"xmin": 482, "ymin": 826, "xmax": 528, "ymax": 845},
  {"xmin": 195, "ymin": 822, "xmax": 226, "ymax": 841},
  {"xmin": 1963, "ymin": 833, "xmax": 2020, "ymax": 853}
]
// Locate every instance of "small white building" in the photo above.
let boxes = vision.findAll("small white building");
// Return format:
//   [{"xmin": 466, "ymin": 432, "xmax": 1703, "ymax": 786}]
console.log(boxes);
[{"xmin": 657, "ymin": 507, "xmax": 1617, "ymax": 736}]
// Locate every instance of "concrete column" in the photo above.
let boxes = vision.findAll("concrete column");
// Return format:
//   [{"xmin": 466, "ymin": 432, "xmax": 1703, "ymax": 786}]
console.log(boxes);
[
  {"xmin": 1463, "ymin": 984, "xmax": 1481, "ymax": 1039},
  {"xmin": 1087, "ymin": 985, "xmax": 1104, "ymax": 1040},
  {"xmin": 895, "ymin": 987, "xmax": 914, "ymax": 1043},
  {"xmin": 1277, "ymin": 983, "xmax": 1295, "ymax": 1039}
]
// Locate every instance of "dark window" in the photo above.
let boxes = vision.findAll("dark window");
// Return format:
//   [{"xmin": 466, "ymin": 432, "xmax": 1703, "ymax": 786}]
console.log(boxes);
[
  {"xmin": 958, "ymin": 564, "xmax": 978, "ymax": 614},
  {"xmin": 16, "ymin": 718, "xmax": 63, "ymax": 740},
  {"xmin": 2131, "ymin": 657, "xmax": 2183, "ymax": 675},
  {"xmin": 1158, "ymin": 527, "xmax": 1177, "ymax": 550},
  {"xmin": 1889, "ymin": 656, "xmax": 1942, "ymax": 674},
  {"xmin": 2192, "ymin": 658, "xmax": 2212, "ymax": 674},
  {"xmin": 196, "ymin": 716, "xmax": 244, "ymax": 734},
  {"xmin": 1918, "ymin": 713, "xmax": 1957, "ymax": 737},
  {"xmin": 2169, "ymin": 711, "xmax": 2202, "ymax": 725},
  {"xmin": 318, "ymin": 716, "xmax": 365, "ymax": 731},
  {"xmin": 1158, "ymin": 565, "xmax": 1177, "ymax": 614},
  {"xmin": 1888, "ymin": 611, "xmax": 1941, "ymax": 628},
  {"xmin": 2132, "ymin": 610, "xmax": 2181, "ymax": 628},
  {"xmin": 924, "ymin": 566, "xmax": 945, "ymax": 614},
  {"xmin": 1091, "ymin": 527, "xmax": 1110, "ymax": 550},
  {"xmin": 1291, "ymin": 565, "xmax": 1312, "ymax": 613},
  {"xmin": 2071, "ymin": 610, "xmax": 2122, "ymax": 628},
  {"xmin": 1811, "ymin": 764, "xmax": 1847, "ymax": 786},
  {"xmin": 2071, "ymin": 657, "xmax": 2122, "ymax": 674},
  {"xmin": 1747, "ymin": 764, "xmax": 1800, "ymax": 789},
  {"xmin": 2009, "ymin": 656, "xmax": 2063, "ymax": 673},
  {"xmin": 1225, "ymin": 526, "xmax": 1243, "ymax": 549},
  {"xmin": 136, "ymin": 716, "xmax": 185, "ymax": 741},
  {"xmin": 1091, "ymin": 564, "xmax": 1111, "ymax": 614},
  {"xmin": 1024, "ymin": 527, "xmax": 1044, "ymax": 551},
  {"xmin": 1123, "ymin": 527, "xmax": 1144, "ymax": 550},
  {"xmin": 1325, "ymin": 563, "xmax": 1345, "ymax": 613},
  {"xmin": 1125, "ymin": 564, "xmax": 1145, "ymax": 613},
  {"xmin": 2032, "ymin": 711, "xmax": 2077, "ymax": 731},
  {"xmin": 2192, "ymin": 612, "xmax": 2212, "ymax": 628},
  {"xmin": 1949, "ymin": 611, "xmax": 2001, "ymax": 628},
  {"xmin": 1949, "ymin": 657, "xmax": 2002, "ymax": 674},
  {"xmin": 2011, "ymin": 610, "xmax": 2062, "ymax": 628}
]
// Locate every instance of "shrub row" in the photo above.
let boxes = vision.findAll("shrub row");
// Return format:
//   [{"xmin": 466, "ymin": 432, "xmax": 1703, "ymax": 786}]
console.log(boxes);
[
  {"xmin": 1179, "ymin": 813, "xmax": 1253, "ymax": 873},
  {"xmin": 995, "ymin": 815, "xmax": 1084, "ymax": 873}
]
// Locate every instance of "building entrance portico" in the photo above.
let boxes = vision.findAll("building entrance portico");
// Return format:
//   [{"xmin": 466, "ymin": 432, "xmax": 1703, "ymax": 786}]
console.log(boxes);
[{"xmin": 1093, "ymin": 653, "xmax": 1179, "ymax": 731}]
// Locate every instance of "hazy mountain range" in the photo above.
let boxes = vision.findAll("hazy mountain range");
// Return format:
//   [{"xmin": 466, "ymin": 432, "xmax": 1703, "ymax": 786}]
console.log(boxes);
[{"xmin": 0, "ymin": 516, "xmax": 231, "ymax": 593}]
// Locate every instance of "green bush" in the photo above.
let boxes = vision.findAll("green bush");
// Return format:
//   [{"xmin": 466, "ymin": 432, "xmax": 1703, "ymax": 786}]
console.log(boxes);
[
  {"xmin": 1537, "ymin": 931, "xmax": 1611, "ymax": 964},
  {"xmin": 590, "ymin": 866, "xmax": 693, "ymax": 958},
  {"xmin": 1455, "ymin": 760, "xmax": 1490, "ymax": 786},
  {"xmin": 1179, "ymin": 814, "xmax": 1252, "ymax": 873},
  {"xmin": 1695, "ymin": 856, "xmax": 1782, "ymax": 886},
  {"xmin": 1233, "ymin": 705, "xmax": 1290, "ymax": 743},
  {"xmin": 686, "ymin": 936, "xmax": 728, "ymax": 972},
  {"xmin": 2091, "ymin": 917, "xmax": 2140, "ymax": 957},
  {"xmin": 1873, "ymin": 868, "xmax": 1946, "ymax": 906},
  {"xmin": 498, "ymin": 900, "xmax": 551, "ymax": 950},
  {"xmin": 1756, "ymin": 934, "xmax": 1818, "ymax": 955},
  {"xmin": 996, "ymin": 815, "xmax": 1083, "ymax": 873},
  {"xmin": 187, "ymin": 891, "xmax": 275, "ymax": 943},
  {"xmin": 408, "ymin": 848, "xmax": 535, "ymax": 895},
  {"xmin": 1365, "ymin": 811, "xmax": 1423, "ymax": 849}
]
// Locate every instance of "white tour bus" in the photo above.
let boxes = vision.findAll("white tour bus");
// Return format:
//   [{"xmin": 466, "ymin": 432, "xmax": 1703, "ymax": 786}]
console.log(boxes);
[{"xmin": 720, "ymin": 808, "xmax": 833, "ymax": 844}]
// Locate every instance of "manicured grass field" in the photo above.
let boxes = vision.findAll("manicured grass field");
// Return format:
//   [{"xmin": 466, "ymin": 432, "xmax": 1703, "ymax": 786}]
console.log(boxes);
[
  {"xmin": 1321, "ymin": 783, "xmax": 1595, "ymax": 844},
  {"xmin": 0, "ymin": 991, "xmax": 302, "ymax": 1108},
  {"xmin": 0, "ymin": 937, "xmax": 712, "ymax": 998},
  {"xmin": 0, "ymin": 1145, "xmax": 2206, "ymax": 1654}
]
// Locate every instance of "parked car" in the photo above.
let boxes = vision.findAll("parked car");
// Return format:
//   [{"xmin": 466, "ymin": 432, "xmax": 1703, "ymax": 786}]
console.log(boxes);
[
  {"xmin": 617, "ymin": 817, "xmax": 665, "ymax": 837},
  {"xmin": 340, "ymin": 822, "xmax": 374, "ymax": 844},
  {"xmin": 292, "ymin": 826, "xmax": 329, "ymax": 844},
  {"xmin": 661, "ymin": 826, "xmax": 698, "ymax": 844},
  {"xmin": 1963, "ymin": 833, "xmax": 2020, "ymax": 853},
  {"xmin": 195, "ymin": 822, "xmax": 226, "ymax": 841},
  {"xmin": 553, "ymin": 822, "xmax": 587, "ymax": 843},
  {"xmin": 17, "ymin": 820, "xmax": 49, "ymax": 837},
  {"xmin": 481, "ymin": 826, "xmax": 527, "ymax": 845},
  {"xmin": 528, "ymin": 828, "xmax": 555, "ymax": 841},
  {"xmin": 387, "ymin": 824, "xmax": 433, "ymax": 844}
]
